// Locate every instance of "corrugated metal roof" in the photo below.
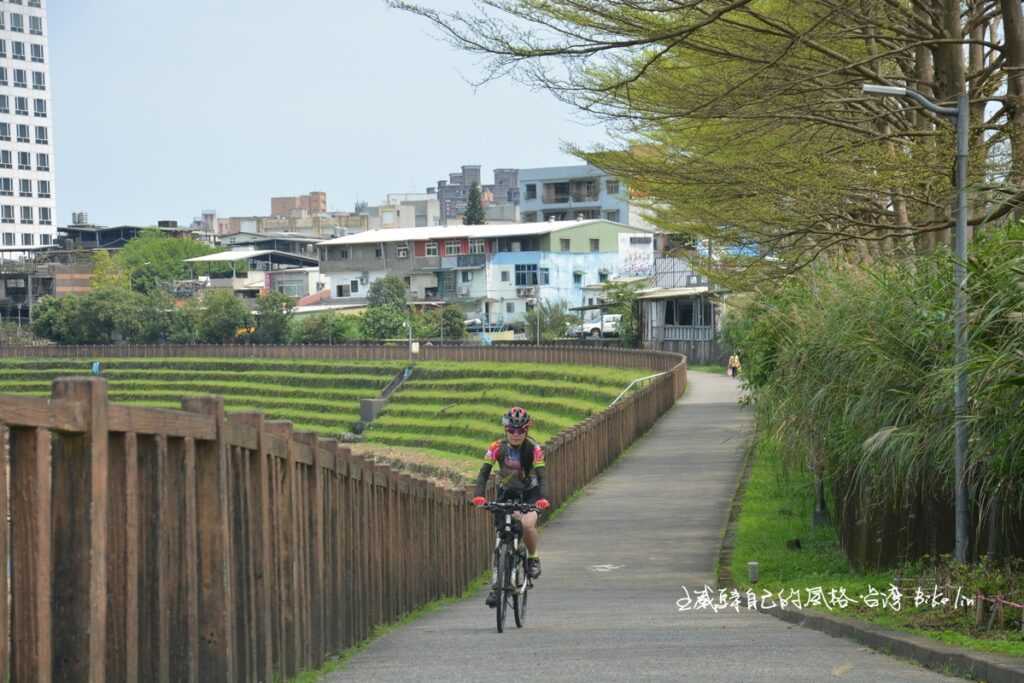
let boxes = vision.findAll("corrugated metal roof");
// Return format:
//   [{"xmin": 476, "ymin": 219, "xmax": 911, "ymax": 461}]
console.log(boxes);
[
  {"xmin": 315, "ymin": 218, "xmax": 654, "ymax": 246},
  {"xmin": 636, "ymin": 286, "xmax": 709, "ymax": 300}
]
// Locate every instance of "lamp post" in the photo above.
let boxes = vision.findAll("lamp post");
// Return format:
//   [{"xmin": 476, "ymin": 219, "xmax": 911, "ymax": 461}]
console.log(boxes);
[{"xmin": 862, "ymin": 83, "xmax": 970, "ymax": 563}]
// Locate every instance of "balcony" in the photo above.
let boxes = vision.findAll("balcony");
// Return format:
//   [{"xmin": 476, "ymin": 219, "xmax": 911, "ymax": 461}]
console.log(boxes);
[
  {"xmin": 653, "ymin": 325, "xmax": 715, "ymax": 342},
  {"xmin": 457, "ymin": 253, "xmax": 485, "ymax": 268}
]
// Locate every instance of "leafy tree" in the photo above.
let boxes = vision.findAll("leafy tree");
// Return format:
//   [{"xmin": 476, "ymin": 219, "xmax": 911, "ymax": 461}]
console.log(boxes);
[
  {"xmin": 287, "ymin": 312, "xmax": 361, "ymax": 344},
  {"xmin": 197, "ymin": 290, "xmax": 251, "ymax": 343},
  {"xmin": 394, "ymin": 0, "xmax": 1024, "ymax": 279},
  {"xmin": 523, "ymin": 299, "xmax": 581, "ymax": 343},
  {"xmin": 251, "ymin": 291, "xmax": 294, "ymax": 344},
  {"xmin": 359, "ymin": 304, "xmax": 408, "ymax": 340},
  {"xmin": 463, "ymin": 183, "xmax": 486, "ymax": 225},
  {"xmin": 601, "ymin": 281, "xmax": 642, "ymax": 347},
  {"xmin": 30, "ymin": 288, "xmax": 153, "ymax": 344},
  {"xmin": 91, "ymin": 250, "xmax": 130, "ymax": 290},
  {"xmin": 115, "ymin": 229, "xmax": 219, "ymax": 294},
  {"xmin": 167, "ymin": 299, "xmax": 203, "ymax": 344},
  {"xmin": 366, "ymin": 276, "xmax": 408, "ymax": 308},
  {"xmin": 418, "ymin": 305, "xmax": 467, "ymax": 340}
]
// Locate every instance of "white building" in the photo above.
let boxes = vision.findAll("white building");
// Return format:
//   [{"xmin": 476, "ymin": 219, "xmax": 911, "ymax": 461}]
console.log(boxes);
[
  {"xmin": 0, "ymin": 0, "xmax": 54, "ymax": 252},
  {"xmin": 518, "ymin": 164, "xmax": 653, "ymax": 228}
]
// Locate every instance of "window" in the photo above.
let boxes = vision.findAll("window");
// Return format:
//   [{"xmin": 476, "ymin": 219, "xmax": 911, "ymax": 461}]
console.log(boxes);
[
  {"xmin": 18, "ymin": 178, "xmax": 30, "ymax": 197},
  {"xmin": 38, "ymin": 206, "xmax": 50, "ymax": 225},
  {"xmin": 605, "ymin": 209, "xmax": 621, "ymax": 222},
  {"xmin": 13, "ymin": 69, "xmax": 26, "ymax": 88},
  {"xmin": 425, "ymin": 241, "xmax": 438, "ymax": 256},
  {"xmin": 525, "ymin": 184, "xmax": 537, "ymax": 200},
  {"xmin": 500, "ymin": 270, "xmax": 510, "ymax": 283},
  {"xmin": 29, "ymin": 1, "xmax": 43, "ymax": 9},
  {"xmin": 0, "ymin": 68, "xmax": 8, "ymax": 86},
  {"xmin": 29, "ymin": 15, "xmax": 41, "ymax": 35},
  {"xmin": 10, "ymin": 0, "xmax": 22, "ymax": 5},
  {"xmin": 349, "ymin": 280, "xmax": 359, "ymax": 294},
  {"xmin": 514, "ymin": 264, "xmax": 538, "ymax": 286},
  {"xmin": 30, "ymin": 44, "xmax": 43, "ymax": 63},
  {"xmin": 1, "ymin": 207, "xmax": 12, "ymax": 225},
  {"xmin": 0, "ymin": 41, "xmax": 6, "ymax": 58},
  {"xmin": 573, "ymin": 272, "xmax": 583, "ymax": 285},
  {"xmin": 335, "ymin": 247, "xmax": 349, "ymax": 259},
  {"xmin": 560, "ymin": 238, "xmax": 571, "ymax": 252},
  {"xmin": 21, "ymin": 231, "xmax": 33, "ymax": 244},
  {"xmin": 11, "ymin": 41, "xmax": 24, "ymax": 60},
  {"xmin": 40, "ymin": 233, "xmax": 52, "ymax": 246},
  {"xmin": 521, "ymin": 211, "xmax": 537, "ymax": 223},
  {"xmin": 19, "ymin": 206, "xmax": 32, "ymax": 224},
  {"xmin": 16, "ymin": 124, "xmax": 29, "ymax": 143},
  {"xmin": 606, "ymin": 180, "xmax": 620, "ymax": 194},
  {"xmin": 34, "ymin": 125, "xmax": 46, "ymax": 144},
  {"xmin": 469, "ymin": 238, "xmax": 485, "ymax": 254},
  {"xmin": 0, "ymin": 13, "xmax": 4, "ymax": 30},
  {"xmin": 374, "ymin": 245, "xmax": 383, "ymax": 259},
  {"xmin": 0, "ymin": 124, "xmax": 11, "ymax": 142},
  {"xmin": 33, "ymin": 98, "xmax": 44, "ymax": 117},
  {"xmin": 35, "ymin": 152, "xmax": 47, "ymax": 170},
  {"xmin": 15, "ymin": 96, "xmax": 27, "ymax": 115},
  {"xmin": 31, "ymin": 71, "xmax": 44, "ymax": 90},
  {"xmin": 445, "ymin": 240, "xmax": 461, "ymax": 256},
  {"xmin": 0, "ymin": 151, "xmax": 11, "ymax": 169},
  {"xmin": 460, "ymin": 270, "xmax": 472, "ymax": 284},
  {"xmin": 10, "ymin": 13, "xmax": 22, "ymax": 32},
  {"xmin": 1, "ymin": 233, "xmax": 13, "ymax": 246},
  {"xmin": 18, "ymin": 151, "xmax": 30, "ymax": 169},
  {"xmin": 396, "ymin": 243, "xmax": 409, "ymax": 258},
  {"xmin": 336, "ymin": 284, "xmax": 351, "ymax": 297},
  {"xmin": 505, "ymin": 302, "xmax": 515, "ymax": 314},
  {"xmin": 599, "ymin": 271, "xmax": 609, "ymax": 283},
  {"xmin": 36, "ymin": 179, "xmax": 49, "ymax": 197},
  {"xmin": 0, "ymin": 178, "xmax": 12, "ymax": 196},
  {"xmin": 590, "ymin": 238, "xmax": 600, "ymax": 252},
  {"xmin": 629, "ymin": 235, "xmax": 652, "ymax": 245},
  {"xmin": 0, "ymin": 96, "xmax": 7, "ymax": 114}
]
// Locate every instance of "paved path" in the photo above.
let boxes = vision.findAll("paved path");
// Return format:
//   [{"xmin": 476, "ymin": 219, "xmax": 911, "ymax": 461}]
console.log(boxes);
[{"xmin": 327, "ymin": 372, "xmax": 957, "ymax": 682}]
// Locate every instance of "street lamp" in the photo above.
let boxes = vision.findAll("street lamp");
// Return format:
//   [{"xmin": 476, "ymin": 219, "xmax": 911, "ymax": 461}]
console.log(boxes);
[{"xmin": 862, "ymin": 83, "xmax": 970, "ymax": 563}]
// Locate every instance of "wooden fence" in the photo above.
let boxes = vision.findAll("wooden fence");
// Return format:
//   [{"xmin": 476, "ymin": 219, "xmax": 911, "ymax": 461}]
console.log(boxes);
[{"xmin": 0, "ymin": 351, "xmax": 686, "ymax": 682}]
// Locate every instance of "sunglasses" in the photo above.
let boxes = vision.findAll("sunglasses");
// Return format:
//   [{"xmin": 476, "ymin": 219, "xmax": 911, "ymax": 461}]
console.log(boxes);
[{"xmin": 505, "ymin": 427, "xmax": 528, "ymax": 435}]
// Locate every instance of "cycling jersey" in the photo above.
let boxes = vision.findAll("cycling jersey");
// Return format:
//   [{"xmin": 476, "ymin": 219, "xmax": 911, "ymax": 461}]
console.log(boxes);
[{"xmin": 474, "ymin": 437, "xmax": 546, "ymax": 498}]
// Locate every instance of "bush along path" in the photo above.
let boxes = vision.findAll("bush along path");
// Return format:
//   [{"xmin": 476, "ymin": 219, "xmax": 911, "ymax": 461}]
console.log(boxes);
[{"xmin": 324, "ymin": 372, "xmax": 959, "ymax": 683}]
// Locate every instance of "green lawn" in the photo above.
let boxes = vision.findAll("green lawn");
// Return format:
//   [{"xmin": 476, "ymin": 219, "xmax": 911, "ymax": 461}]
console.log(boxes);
[{"xmin": 730, "ymin": 432, "xmax": 1024, "ymax": 659}]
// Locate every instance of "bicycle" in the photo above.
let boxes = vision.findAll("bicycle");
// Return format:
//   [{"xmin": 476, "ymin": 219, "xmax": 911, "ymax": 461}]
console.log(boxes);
[{"xmin": 481, "ymin": 500, "xmax": 538, "ymax": 633}]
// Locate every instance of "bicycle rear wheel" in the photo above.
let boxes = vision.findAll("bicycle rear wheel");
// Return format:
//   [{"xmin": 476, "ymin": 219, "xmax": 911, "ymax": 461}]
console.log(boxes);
[
  {"xmin": 512, "ymin": 551, "xmax": 527, "ymax": 627},
  {"xmin": 496, "ymin": 547, "xmax": 511, "ymax": 633}
]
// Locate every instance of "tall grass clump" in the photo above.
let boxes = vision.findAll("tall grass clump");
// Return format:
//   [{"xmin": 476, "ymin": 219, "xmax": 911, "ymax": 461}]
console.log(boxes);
[{"xmin": 725, "ymin": 223, "xmax": 1024, "ymax": 567}]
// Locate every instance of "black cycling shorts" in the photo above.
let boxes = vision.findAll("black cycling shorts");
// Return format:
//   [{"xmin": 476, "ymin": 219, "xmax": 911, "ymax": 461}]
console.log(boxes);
[{"xmin": 496, "ymin": 487, "xmax": 542, "ymax": 505}]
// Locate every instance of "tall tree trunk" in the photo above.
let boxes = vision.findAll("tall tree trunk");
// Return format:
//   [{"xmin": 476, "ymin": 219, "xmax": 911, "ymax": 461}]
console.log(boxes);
[
  {"xmin": 931, "ymin": 0, "xmax": 967, "ymax": 246},
  {"xmin": 1001, "ymin": 0, "xmax": 1024, "ymax": 219},
  {"xmin": 914, "ymin": 6, "xmax": 937, "ymax": 253}
]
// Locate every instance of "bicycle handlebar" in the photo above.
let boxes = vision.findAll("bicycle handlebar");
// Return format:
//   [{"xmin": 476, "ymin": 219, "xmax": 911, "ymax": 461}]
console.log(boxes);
[{"xmin": 480, "ymin": 501, "xmax": 540, "ymax": 513}]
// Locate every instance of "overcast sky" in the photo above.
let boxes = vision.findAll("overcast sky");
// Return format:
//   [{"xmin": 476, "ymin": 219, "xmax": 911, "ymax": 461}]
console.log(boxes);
[{"xmin": 49, "ymin": 0, "xmax": 604, "ymax": 226}]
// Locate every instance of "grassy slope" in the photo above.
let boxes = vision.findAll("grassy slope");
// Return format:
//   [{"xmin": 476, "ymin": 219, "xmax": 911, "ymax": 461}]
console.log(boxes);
[
  {"xmin": 730, "ymin": 433, "xmax": 1024, "ymax": 659},
  {"xmin": 0, "ymin": 356, "xmax": 648, "ymax": 467}
]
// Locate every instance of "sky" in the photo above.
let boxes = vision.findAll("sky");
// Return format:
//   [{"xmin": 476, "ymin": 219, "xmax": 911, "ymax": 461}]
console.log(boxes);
[{"xmin": 48, "ymin": 0, "xmax": 606, "ymax": 226}]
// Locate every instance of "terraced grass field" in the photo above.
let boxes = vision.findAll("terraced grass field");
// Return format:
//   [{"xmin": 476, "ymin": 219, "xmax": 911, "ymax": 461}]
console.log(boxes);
[{"xmin": 0, "ymin": 357, "xmax": 648, "ymax": 461}]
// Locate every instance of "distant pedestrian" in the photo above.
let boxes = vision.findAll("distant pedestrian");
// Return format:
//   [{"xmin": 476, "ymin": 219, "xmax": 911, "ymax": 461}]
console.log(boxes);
[{"xmin": 727, "ymin": 353, "xmax": 741, "ymax": 378}]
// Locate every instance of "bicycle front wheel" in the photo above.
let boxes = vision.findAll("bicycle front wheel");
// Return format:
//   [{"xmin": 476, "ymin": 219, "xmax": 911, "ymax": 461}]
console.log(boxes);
[
  {"xmin": 513, "ymin": 551, "xmax": 528, "ymax": 627},
  {"xmin": 496, "ymin": 547, "xmax": 511, "ymax": 633}
]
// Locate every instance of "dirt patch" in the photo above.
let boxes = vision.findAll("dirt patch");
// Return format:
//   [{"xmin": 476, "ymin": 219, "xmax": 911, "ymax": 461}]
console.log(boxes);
[{"xmin": 344, "ymin": 442, "xmax": 478, "ymax": 489}]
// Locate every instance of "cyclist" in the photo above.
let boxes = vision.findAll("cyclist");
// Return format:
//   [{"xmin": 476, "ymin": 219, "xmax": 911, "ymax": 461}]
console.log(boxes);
[{"xmin": 471, "ymin": 406, "xmax": 550, "ymax": 608}]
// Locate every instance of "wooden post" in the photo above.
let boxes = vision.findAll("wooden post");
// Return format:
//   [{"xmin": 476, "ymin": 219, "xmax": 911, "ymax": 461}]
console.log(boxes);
[
  {"xmin": 50, "ymin": 377, "xmax": 109, "ymax": 683},
  {"xmin": 181, "ymin": 396, "xmax": 234, "ymax": 683}
]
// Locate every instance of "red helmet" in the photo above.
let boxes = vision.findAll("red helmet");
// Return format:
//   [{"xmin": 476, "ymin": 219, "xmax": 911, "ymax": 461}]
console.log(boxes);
[{"xmin": 502, "ymin": 406, "xmax": 531, "ymax": 430}]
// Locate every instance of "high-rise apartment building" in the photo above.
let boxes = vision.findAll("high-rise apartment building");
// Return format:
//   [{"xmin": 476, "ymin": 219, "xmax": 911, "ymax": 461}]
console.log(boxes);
[{"xmin": 0, "ymin": 0, "xmax": 55, "ymax": 251}]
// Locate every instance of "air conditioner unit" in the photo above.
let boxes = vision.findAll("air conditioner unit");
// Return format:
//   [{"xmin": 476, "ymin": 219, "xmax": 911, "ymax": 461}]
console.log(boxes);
[
  {"xmin": 458, "ymin": 286, "xmax": 470, "ymax": 297},
  {"xmin": 516, "ymin": 287, "xmax": 535, "ymax": 298}
]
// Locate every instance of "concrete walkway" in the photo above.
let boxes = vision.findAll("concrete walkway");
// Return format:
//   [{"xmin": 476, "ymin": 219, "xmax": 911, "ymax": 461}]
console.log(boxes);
[{"xmin": 326, "ymin": 372, "xmax": 958, "ymax": 682}]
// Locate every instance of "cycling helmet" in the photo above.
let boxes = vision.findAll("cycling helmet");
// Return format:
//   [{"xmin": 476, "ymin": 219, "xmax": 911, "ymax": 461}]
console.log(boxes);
[{"xmin": 502, "ymin": 406, "xmax": 531, "ymax": 430}]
